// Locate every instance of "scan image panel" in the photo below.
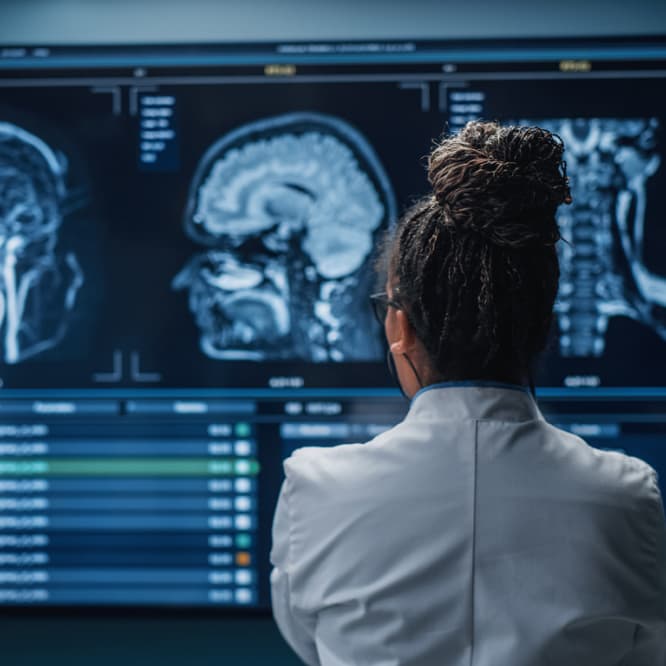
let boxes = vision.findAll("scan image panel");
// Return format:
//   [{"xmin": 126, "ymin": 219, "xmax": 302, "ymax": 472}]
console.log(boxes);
[
  {"xmin": 518, "ymin": 117, "xmax": 665, "ymax": 358},
  {"xmin": 0, "ymin": 122, "xmax": 83, "ymax": 364},
  {"xmin": 173, "ymin": 112, "xmax": 396, "ymax": 362}
]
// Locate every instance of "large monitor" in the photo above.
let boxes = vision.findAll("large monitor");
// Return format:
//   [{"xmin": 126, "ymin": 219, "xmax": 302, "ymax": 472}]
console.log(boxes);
[{"xmin": 0, "ymin": 36, "xmax": 664, "ymax": 610}]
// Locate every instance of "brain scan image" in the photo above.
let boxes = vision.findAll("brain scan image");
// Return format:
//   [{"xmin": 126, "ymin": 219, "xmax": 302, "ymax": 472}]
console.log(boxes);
[
  {"xmin": 0, "ymin": 122, "xmax": 83, "ymax": 364},
  {"xmin": 519, "ymin": 118, "xmax": 666, "ymax": 358},
  {"xmin": 173, "ymin": 112, "xmax": 396, "ymax": 362}
]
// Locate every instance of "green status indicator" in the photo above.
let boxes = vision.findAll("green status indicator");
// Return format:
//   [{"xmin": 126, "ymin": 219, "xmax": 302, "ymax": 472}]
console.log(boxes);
[
  {"xmin": 0, "ymin": 458, "xmax": 260, "ymax": 477},
  {"xmin": 236, "ymin": 533, "xmax": 252, "ymax": 549},
  {"xmin": 235, "ymin": 422, "xmax": 252, "ymax": 438}
]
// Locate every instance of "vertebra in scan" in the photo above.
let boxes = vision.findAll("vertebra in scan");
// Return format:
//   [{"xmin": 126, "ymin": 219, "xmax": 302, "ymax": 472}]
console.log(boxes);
[{"xmin": 520, "ymin": 117, "xmax": 665, "ymax": 357}]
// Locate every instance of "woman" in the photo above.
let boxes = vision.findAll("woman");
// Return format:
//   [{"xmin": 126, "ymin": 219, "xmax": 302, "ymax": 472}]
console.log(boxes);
[{"xmin": 271, "ymin": 121, "xmax": 666, "ymax": 666}]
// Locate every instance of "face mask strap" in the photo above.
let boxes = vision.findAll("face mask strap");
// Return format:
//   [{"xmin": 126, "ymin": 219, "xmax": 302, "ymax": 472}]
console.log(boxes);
[
  {"xmin": 386, "ymin": 348, "xmax": 408, "ymax": 399},
  {"xmin": 528, "ymin": 366, "xmax": 536, "ymax": 397},
  {"xmin": 386, "ymin": 348, "xmax": 424, "ymax": 400},
  {"xmin": 402, "ymin": 352, "xmax": 424, "ymax": 391}
]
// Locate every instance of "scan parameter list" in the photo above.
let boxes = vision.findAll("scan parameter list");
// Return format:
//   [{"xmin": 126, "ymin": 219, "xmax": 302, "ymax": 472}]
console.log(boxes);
[{"xmin": 0, "ymin": 398, "xmax": 259, "ymax": 606}]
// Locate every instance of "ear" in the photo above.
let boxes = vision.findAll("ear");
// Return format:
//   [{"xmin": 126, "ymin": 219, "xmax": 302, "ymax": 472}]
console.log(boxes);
[{"xmin": 389, "ymin": 309, "xmax": 417, "ymax": 354}]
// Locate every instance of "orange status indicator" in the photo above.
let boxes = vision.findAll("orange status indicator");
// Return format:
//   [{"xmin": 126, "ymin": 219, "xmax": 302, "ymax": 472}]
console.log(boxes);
[{"xmin": 236, "ymin": 551, "xmax": 252, "ymax": 567}]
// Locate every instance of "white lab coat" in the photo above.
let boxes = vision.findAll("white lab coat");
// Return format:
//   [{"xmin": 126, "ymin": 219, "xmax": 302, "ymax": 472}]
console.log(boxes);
[{"xmin": 271, "ymin": 383, "xmax": 666, "ymax": 666}]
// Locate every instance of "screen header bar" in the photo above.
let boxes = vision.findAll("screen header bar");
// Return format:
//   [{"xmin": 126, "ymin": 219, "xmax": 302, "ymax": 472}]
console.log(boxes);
[{"xmin": 1, "ymin": 37, "xmax": 665, "ymax": 69}]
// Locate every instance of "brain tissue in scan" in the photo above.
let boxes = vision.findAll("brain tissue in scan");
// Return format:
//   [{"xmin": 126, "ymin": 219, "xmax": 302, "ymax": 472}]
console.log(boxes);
[
  {"xmin": 173, "ymin": 112, "xmax": 396, "ymax": 362},
  {"xmin": 520, "ymin": 118, "xmax": 666, "ymax": 357},
  {"xmin": 0, "ymin": 122, "xmax": 83, "ymax": 364}
]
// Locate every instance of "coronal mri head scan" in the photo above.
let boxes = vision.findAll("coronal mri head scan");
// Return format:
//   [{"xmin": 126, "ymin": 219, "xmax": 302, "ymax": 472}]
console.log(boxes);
[
  {"xmin": 173, "ymin": 112, "xmax": 396, "ymax": 362},
  {"xmin": 0, "ymin": 122, "xmax": 83, "ymax": 364},
  {"xmin": 521, "ymin": 118, "xmax": 665, "ymax": 358}
]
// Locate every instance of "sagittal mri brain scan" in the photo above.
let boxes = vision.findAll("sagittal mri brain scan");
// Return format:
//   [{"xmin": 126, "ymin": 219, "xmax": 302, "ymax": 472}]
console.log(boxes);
[
  {"xmin": 173, "ymin": 112, "xmax": 396, "ymax": 362},
  {"xmin": 520, "ymin": 118, "xmax": 666, "ymax": 358},
  {"xmin": 0, "ymin": 122, "xmax": 83, "ymax": 364}
]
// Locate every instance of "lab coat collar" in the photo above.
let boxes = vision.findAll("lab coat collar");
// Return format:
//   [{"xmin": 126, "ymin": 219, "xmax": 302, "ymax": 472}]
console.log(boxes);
[{"xmin": 407, "ymin": 381, "xmax": 544, "ymax": 422}]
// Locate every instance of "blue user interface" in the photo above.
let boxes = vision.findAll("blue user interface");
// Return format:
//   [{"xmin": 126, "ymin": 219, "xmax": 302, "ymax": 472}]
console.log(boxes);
[{"xmin": 0, "ymin": 37, "xmax": 664, "ymax": 609}]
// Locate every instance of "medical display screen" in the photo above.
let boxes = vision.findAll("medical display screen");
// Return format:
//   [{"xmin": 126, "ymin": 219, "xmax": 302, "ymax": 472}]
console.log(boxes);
[{"xmin": 0, "ymin": 37, "xmax": 664, "ymax": 610}]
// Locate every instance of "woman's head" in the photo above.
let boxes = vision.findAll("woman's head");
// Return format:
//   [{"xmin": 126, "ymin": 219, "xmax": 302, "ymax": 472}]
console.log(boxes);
[{"xmin": 379, "ymin": 120, "xmax": 571, "ymax": 389}]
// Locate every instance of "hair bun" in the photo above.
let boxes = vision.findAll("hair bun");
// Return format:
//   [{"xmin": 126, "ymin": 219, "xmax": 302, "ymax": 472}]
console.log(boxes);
[{"xmin": 428, "ymin": 121, "xmax": 570, "ymax": 248}]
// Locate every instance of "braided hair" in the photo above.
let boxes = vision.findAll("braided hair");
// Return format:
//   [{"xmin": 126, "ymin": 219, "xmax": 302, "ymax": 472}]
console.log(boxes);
[{"xmin": 381, "ymin": 120, "xmax": 571, "ymax": 383}]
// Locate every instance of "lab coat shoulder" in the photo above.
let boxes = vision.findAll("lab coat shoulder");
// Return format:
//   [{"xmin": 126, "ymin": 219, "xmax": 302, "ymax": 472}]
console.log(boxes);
[
  {"xmin": 278, "ymin": 422, "xmax": 417, "ymax": 594},
  {"xmin": 283, "ymin": 419, "xmax": 413, "ymax": 499},
  {"xmin": 545, "ymin": 424, "xmax": 665, "ymax": 621},
  {"xmin": 542, "ymin": 420, "xmax": 660, "ymax": 507}
]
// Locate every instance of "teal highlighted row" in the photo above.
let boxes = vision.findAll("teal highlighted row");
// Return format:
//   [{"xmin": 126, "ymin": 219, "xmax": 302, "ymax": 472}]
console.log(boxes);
[{"xmin": 0, "ymin": 458, "xmax": 260, "ymax": 477}]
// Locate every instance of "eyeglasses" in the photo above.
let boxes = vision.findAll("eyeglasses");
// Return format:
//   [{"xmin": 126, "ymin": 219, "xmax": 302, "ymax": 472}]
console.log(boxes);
[{"xmin": 369, "ymin": 292, "xmax": 402, "ymax": 325}]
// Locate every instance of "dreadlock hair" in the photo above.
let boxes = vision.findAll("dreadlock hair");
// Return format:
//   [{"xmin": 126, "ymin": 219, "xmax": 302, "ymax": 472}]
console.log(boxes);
[{"xmin": 382, "ymin": 120, "xmax": 571, "ymax": 383}]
